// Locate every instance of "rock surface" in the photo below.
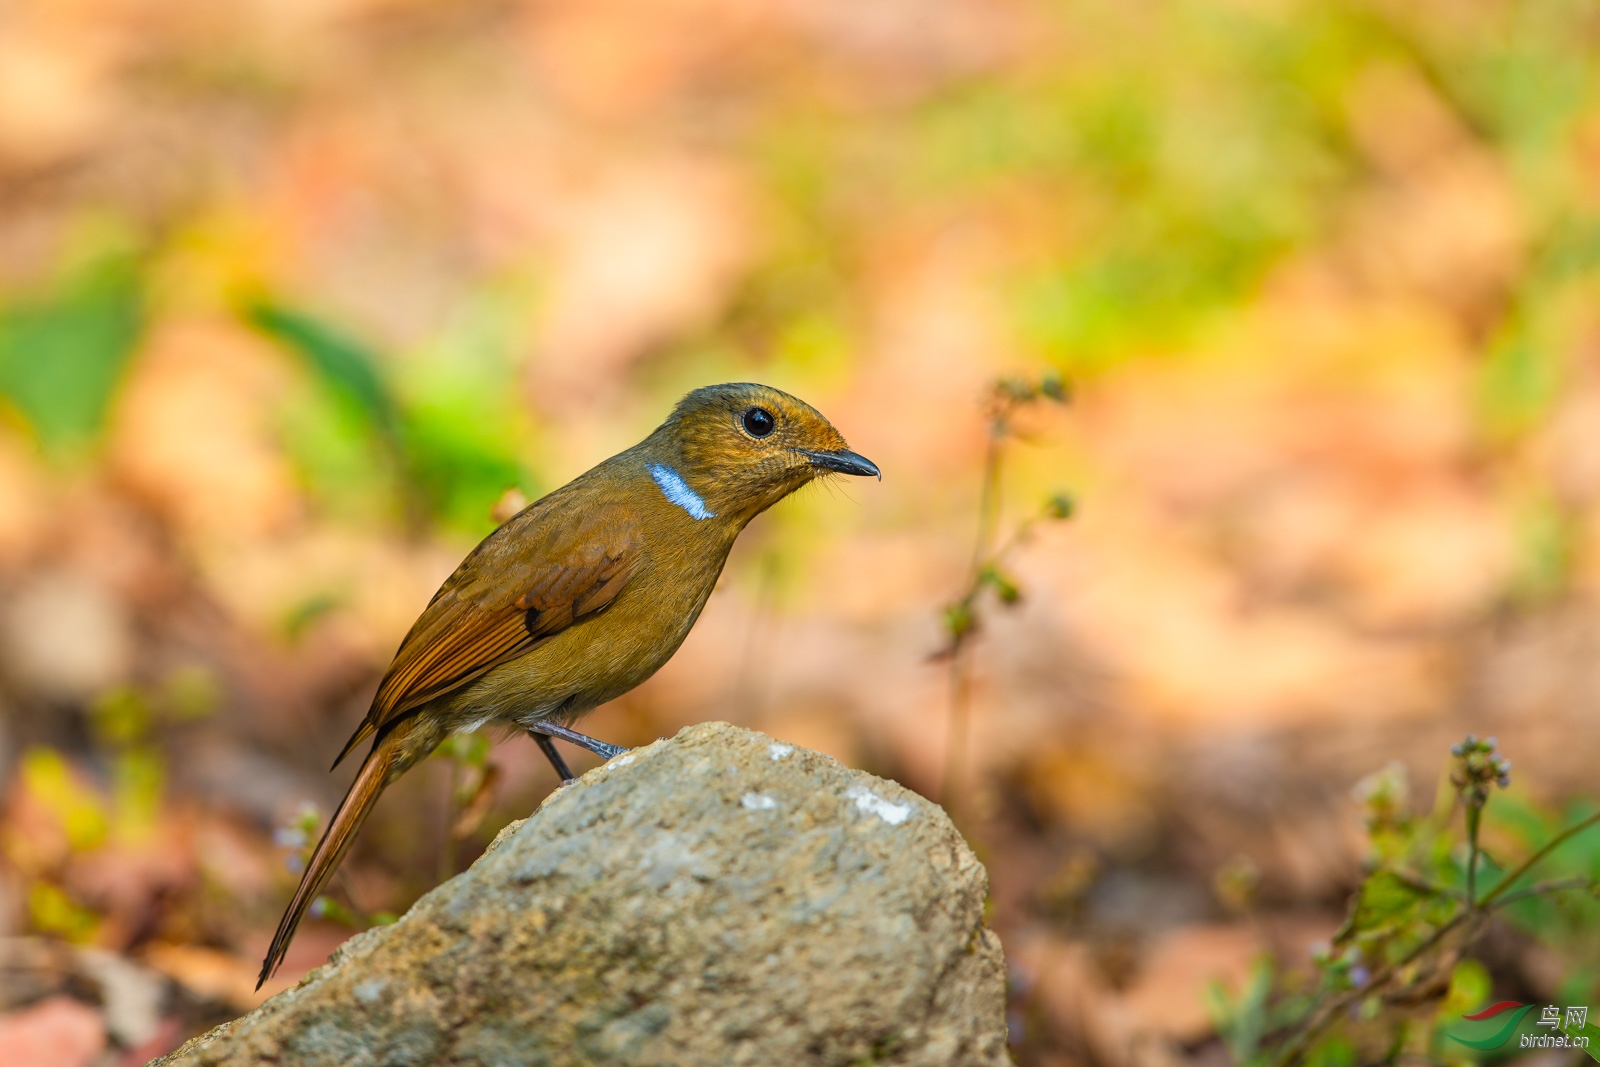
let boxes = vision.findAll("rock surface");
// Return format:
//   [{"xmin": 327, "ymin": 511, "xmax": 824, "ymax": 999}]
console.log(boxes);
[{"xmin": 156, "ymin": 722, "xmax": 1011, "ymax": 1067}]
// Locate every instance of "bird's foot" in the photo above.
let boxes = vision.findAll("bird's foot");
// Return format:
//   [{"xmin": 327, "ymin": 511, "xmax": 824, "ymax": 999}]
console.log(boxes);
[{"xmin": 527, "ymin": 720, "xmax": 630, "ymax": 762}]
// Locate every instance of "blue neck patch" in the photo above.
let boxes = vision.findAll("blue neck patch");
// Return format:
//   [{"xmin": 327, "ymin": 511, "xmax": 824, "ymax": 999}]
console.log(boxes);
[{"xmin": 650, "ymin": 463, "xmax": 715, "ymax": 520}]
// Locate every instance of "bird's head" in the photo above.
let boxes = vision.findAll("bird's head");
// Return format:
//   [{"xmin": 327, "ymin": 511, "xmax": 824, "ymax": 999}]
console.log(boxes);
[{"xmin": 650, "ymin": 383, "xmax": 879, "ymax": 524}]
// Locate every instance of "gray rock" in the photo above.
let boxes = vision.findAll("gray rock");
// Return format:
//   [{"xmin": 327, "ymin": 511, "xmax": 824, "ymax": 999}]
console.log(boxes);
[{"xmin": 157, "ymin": 722, "xmax": 1011, "ymax": 1067}]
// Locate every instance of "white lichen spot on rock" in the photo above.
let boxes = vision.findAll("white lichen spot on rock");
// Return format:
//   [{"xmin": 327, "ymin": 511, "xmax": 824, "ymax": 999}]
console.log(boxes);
[
  {"xmin": 605, "ymin": 752, "xmax": 637, "ymax": 771},
  {"xmin": 740, "ymin": 792, "xmax": 778, "ymax": 811},
  {"xmin": 844, "ymin": 785, "xmax": 912, "ymax": 826},
  {"xmin": 352, "ymin": 979, "xmax": 388, "ymax": 1006},
  {"xmin": 768, "ymin": 743, "xmax": 793, "ymax": 761}
]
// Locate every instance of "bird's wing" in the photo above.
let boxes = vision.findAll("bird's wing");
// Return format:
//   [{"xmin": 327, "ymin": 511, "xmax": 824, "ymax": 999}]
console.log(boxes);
[{"xmin": 331, "ymin": 496, "xmax": 642, "ymax": 768}]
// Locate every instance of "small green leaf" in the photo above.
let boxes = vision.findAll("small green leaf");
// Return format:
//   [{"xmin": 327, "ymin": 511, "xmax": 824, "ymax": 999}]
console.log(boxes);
[
  {"xmin": 1361, "ymin": 871, "xmax": 1427, "ymax": 914},
  {"xmin": 310, "ymin": 895, "xmax": 364, "ymax": 929},
  {"xmin": 112, "ymin": 747, "xmax": 164, "ymax": 837},
  {"xmin": 442, "ymin": 731, "xmax": 492, "ymax": 768},
  {"xmin": 245, "ymin": 300, "xmax": 398, "ymax": 433},
  {"xmin": 1306, "ymin": 1033, "xmax": 1356, "ymax": 1067},
  {"xmin": 943, "ymin": 602, "xmax": 976, "ymax": 639},
  {"xmin": 0, "ymin": 253, "xmax": 143, "ymax": 454},
  {"xmin": 282, "ymin": 593, "xmax": 341, "ymax": 641},
  {"xmin": 996, "ymin": 377, "xmax": 1036, "ymax": 402},
  {"xmin": 1206, "ymin": 957, "xmax": 1275, "ymax": 1064},
  {"xmin": 400, "ymin": 399, "xmax": 530, "ymax": 535},
  {"xmin": 20, "ymin": 748, "xmax": 107, "ymax": 852},
  {"xmin": 1045, "ymin": 492, "xmax": 1075, "ymax": 520},
  {"xmin": 89, "ymin": 686, "xmax": 151, "ymax": 747},
  {"xmin": 160, "ymin": 666, "xmax": 221, "ymax": 721},
  {"xmin": 982, "ymin": 566, "xmax": 1021, "ymax": 604},
  {"xmin": 1443, "ymin": 959, "xmax": 1492, "ymax": 1016},
  {"xmin": 28, "ymin": 882, "xmax": 99, "ymax": 942}
]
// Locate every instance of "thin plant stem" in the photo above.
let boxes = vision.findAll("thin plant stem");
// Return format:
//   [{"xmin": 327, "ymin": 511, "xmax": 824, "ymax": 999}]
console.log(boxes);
[
  {"xmin": 1465, "ymin": 798, "xmax": 1481, "ymax": 906},
  {"xmin": 969, "ymin": 429, "xmax": 1004, "ymax": 578},
  {"xmin": 940, "ymin": 505, "xmax": 1052, "ymax": 811},
  {"xmin": 1485, "ymin": 876, "xmax": 1596, "ymax": 911},
  {"xmin": 944, "ymin": 645, "xmax": 973, "ymax": 816},
  {"xmin": 943, "ymin": 431, "xmax": 1003, "ymax": 812},
  {"xmin": 1479, "ymin": 809, "xmax": 1600, "ymax": 906}
]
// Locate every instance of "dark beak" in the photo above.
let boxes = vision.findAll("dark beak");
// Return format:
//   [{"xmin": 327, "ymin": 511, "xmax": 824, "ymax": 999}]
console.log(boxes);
[{"xmin": 797, "ymin": 448, "xmax": 881, "ymax": 480}]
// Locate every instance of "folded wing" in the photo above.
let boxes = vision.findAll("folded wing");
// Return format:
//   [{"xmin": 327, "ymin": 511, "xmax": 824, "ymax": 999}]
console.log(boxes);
[{"xmin": 331, "ymin": 495, "xmax": 642, "ymax": 768}]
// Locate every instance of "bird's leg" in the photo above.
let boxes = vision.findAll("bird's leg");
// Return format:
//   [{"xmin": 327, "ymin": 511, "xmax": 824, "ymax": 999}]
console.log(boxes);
[
  {"xmin": 530, "ymin": 731, "xmax": 575, "ymax": 783},
  {"xmin": 526, "ymin": 720, "xmax": 631, "ymax": 762}
]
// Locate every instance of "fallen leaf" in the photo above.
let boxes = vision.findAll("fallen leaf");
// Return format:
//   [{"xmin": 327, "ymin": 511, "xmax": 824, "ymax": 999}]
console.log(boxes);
[{"xmin": 0, "ymin": 996, "xmax": 106, "ymax": 1067}]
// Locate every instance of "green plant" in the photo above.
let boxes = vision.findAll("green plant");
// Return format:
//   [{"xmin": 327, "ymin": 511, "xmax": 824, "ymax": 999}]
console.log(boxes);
[
  {"xmin": 935, "ymin": 373, "xmax": 1073, "ymax": 814},
  {"xmin": 1208, "ymin": 737, "xmax": 1600, "ymax": 1065}
]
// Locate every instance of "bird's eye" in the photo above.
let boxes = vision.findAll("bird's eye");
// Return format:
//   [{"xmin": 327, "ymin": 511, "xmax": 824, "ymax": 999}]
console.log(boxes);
[{"xmin": 742, "ymin": 407, "xmax": 775, "ymax": 437}]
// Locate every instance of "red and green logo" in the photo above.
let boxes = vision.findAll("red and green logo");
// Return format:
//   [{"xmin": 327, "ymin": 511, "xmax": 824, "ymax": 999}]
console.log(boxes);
[{"xmin": 1448, "ymin": 1001, "xmax": 1536, "ymax": 1050}]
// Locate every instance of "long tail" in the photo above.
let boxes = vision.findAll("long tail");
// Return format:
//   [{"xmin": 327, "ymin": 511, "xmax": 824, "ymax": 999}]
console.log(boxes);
[{"xmin": 257, "ymin": 739, "xmax": 397, "ymax": 989}]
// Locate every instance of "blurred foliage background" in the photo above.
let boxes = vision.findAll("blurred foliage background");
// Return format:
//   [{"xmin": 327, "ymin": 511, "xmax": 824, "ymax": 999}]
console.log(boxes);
[{"xmin": 1, "ymin": 0, "xmax": 1600, "ymax": 1063}]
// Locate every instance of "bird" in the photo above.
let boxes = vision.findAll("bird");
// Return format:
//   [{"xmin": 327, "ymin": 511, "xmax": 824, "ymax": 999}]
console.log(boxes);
[{"xmin": 257, "ymin": 382, "xmax": 879, "ymax": 987}]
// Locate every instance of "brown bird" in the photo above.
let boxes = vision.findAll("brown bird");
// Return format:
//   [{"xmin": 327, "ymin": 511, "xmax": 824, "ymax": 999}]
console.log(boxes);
[{"xmin": 258, "ymin": 383, "xmax": 879, "ymax": 987}]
